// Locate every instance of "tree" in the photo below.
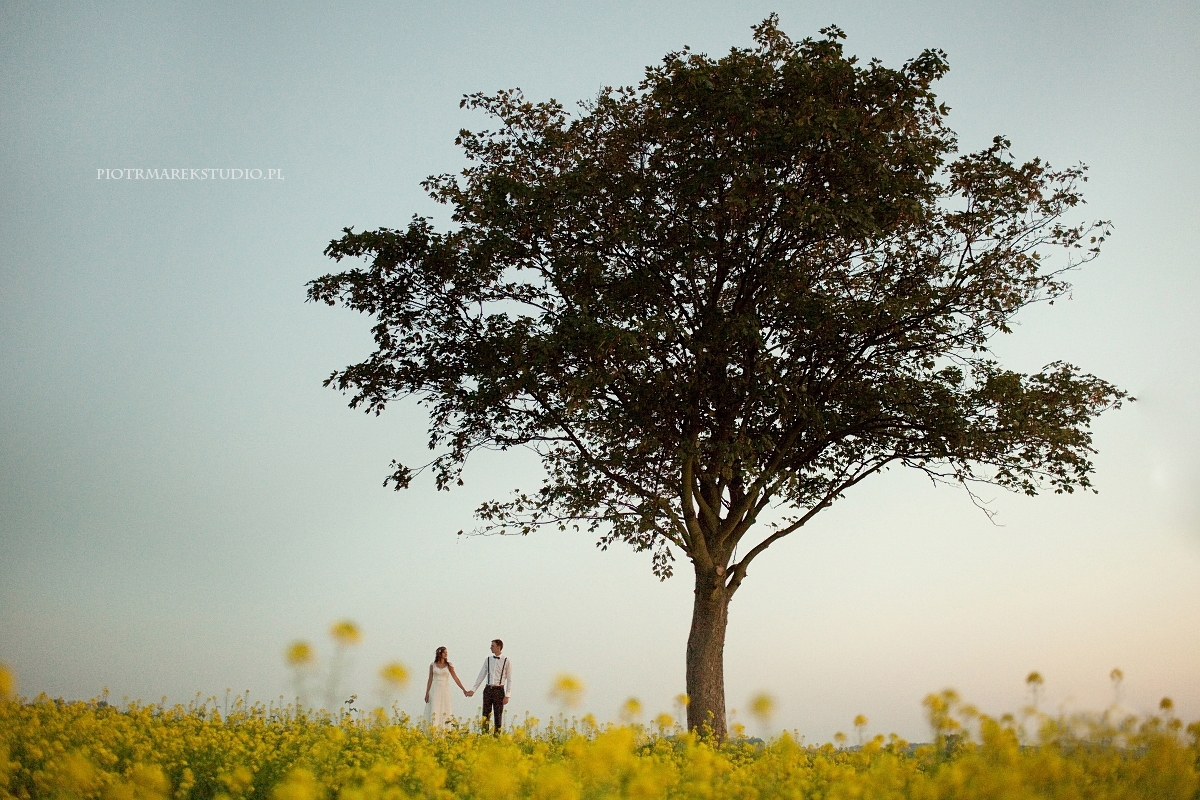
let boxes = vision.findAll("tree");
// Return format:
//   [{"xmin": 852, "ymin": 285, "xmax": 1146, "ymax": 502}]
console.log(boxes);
[{"xmin": 307, "ymin": 17, "xmax": 1127, "ymax": 738}]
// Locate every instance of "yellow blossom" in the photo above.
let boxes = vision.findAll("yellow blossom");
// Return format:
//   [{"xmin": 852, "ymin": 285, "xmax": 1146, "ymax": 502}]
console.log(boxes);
[
  {"xmin": 379, "ymin": 662, "xmax": 409, "ymax": 688},
  {"xmin": 749, "ymin": 692, "xmax": 775, "ymax": 724},
  {"xmin": 619, "ymin": 697, "xmax": 642, "ymax": 723},
  {"xmin": 285, "ymin": 641, "xmax": 314, "ymax": 667},
  {"xmin": 548, "ymin": 674, "xmax": 585, "ymax": 709},
  {"xmin": 0, "ymin": 668, "xmax": 1196, "ymax": 800},
  {"xmin": 0, "ymin": 662, "xmax": 14, "ymax": 700},
  {"xmin": 273, "ymin": 768, "xmax": 323, "ymax": 800},
  {"xmin": 330, "ymin": 620, "xmax": 362, "ymax": 646},
  {"xmin": 107, "ymin": 763, "xmax": 170, "ymax": 800}
]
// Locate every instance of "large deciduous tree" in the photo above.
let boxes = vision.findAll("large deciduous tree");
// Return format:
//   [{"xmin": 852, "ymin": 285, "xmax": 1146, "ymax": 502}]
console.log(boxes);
[{"xmin": 308, "ymin": 17, "xmax": 1127, "ymax": 738}]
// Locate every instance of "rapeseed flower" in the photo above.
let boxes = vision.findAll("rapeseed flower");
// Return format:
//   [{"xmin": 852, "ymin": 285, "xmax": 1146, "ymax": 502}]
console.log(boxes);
[
  {"xmin": 1026, "ymin": 670, "xmax": 1045, "ymax": 711},
  {"xmin": 379, "ymin": 662, "xmax": 410, "ymax": 688},
  {"xmin": 0, "ymin": 663, "xmax": 13, "ymax": 700},
  {"xmin": 2, "ymin": 669, "xmax": 1197, "ymax": 799},
  {"xmin": 330, "ymin": 620, "xmax": 362, "ymax": 646},
  {"xmin": 548, "ymin": 674, "xmax": 584, "ymax": 709},
  {"xmin": 749, "ymin": 692, "xmax": 775, "ymax": 724},
  {"xmin": 853, "ymin": 713, "xmax": 868, "ymax": 745},
  {"xmin": 618, "ymin": 697, "xmax": 642, "ymax": 723},
  {"xmin": 285, "ymin": 641, "xmax": 314, "ymax": 667}
]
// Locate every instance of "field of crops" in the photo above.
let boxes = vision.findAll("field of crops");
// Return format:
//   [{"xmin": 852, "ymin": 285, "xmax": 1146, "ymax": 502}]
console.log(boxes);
[{"xmin": 2, "ymin": 661, "xmax": 1198, "ymax": 800}]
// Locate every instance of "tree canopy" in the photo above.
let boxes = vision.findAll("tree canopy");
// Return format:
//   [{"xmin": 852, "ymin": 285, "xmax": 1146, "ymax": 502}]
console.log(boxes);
[{"xmin": 308, "ymin": 17, "xmax": 1127, "ymax": 737}]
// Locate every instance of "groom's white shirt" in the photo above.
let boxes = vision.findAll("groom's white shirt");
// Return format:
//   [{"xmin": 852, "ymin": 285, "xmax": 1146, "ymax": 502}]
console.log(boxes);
[{"xmin": 473, "ymin": 654, "xmax": 512, "ymax": 697}]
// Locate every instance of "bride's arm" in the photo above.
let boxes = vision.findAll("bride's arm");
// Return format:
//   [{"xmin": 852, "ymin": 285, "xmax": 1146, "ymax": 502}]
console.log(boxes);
[
  {"xmin": 448, "ymin": 663, "xmax": 467, "ymax": 693},
  {"xmin": 424, "ymin": 664, "xmax": 433, "ymax": 703}
]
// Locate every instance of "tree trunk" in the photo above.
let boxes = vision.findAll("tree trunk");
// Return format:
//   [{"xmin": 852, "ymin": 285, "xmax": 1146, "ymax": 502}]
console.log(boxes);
[{"xmin": 685, "ymin": 566, "xmax": 730, "ymax": 739}]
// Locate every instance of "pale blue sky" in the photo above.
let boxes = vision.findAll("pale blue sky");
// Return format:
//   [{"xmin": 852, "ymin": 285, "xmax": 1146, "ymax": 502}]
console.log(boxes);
[{"xmin": 1, "ymin": 0, "xmax": 1198, "ymax": 740}]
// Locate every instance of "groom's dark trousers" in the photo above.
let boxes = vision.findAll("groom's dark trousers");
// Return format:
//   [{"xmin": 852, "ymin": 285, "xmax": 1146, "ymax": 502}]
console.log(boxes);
[{"xmin": 481, "ymin": 685, "xmax": 505, "ymax": 734}]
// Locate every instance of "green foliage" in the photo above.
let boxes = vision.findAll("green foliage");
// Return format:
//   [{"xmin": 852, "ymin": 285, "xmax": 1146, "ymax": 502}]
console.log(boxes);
[{"xmin": 308, "ymin": 16, "xmax": 1125, "ymax": 582}]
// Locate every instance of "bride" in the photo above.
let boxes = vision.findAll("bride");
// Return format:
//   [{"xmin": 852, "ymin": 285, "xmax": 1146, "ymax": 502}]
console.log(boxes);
[{"xmin": 423, "ymin": 646, "xmax": 467, "ymax": 729}]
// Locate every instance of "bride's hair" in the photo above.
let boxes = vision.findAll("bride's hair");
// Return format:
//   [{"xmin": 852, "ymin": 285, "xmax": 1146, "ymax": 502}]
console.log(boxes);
[{"xmin": 434, "ymin": 646, "xmax": 448, "ymax": 665}]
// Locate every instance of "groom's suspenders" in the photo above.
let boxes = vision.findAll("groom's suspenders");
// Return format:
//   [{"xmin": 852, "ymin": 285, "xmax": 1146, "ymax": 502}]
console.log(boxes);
[{"xmin": 489, "ymin": 656, "xmax": 507, "ymax": 688}]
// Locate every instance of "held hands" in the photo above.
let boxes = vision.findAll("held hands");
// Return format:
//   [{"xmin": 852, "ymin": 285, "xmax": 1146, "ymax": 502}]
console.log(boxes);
[{"xmin": 464, "ymin": 689, "xmax": 474, "ymax": 697}]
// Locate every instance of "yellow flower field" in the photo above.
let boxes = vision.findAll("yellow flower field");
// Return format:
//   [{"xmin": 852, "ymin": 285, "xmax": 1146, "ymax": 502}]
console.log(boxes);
[{"xmin": 2, "ymin": 660, "xmax": 1197, "ymax": 800}]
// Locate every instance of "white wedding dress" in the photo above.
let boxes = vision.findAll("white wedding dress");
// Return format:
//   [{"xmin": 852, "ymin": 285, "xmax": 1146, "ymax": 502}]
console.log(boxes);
[{"xmin": 424, "ymin": 663, "xmax": 454, "ymax": 729}]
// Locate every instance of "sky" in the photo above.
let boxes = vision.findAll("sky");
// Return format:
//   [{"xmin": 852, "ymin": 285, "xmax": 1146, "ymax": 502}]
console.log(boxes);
[{"xmin": 1, "ymin": 0, "xmax": 1198, "ymax": 742}]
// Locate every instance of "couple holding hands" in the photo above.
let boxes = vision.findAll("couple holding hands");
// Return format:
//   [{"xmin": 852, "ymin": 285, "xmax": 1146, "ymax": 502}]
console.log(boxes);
[{"xmin": 423, "ymin": 638, "xmax": 512, "ymax": 733}]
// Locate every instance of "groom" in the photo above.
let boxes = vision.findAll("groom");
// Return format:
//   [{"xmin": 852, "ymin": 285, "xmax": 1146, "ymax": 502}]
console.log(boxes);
[{"xmin": 467, "ymin": 638, "xmax": 511, "ymax": 734}]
